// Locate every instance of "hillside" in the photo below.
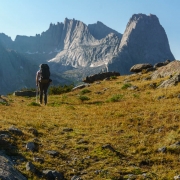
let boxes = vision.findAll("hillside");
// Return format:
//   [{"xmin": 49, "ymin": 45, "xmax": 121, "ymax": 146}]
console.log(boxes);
[
  {"xmin": 1, "ymin": 70, "xmax": 180, "ymax": 180},
  {"xmin": 0, "ymin": 44, "xmax": 37, "ymax": 94}
]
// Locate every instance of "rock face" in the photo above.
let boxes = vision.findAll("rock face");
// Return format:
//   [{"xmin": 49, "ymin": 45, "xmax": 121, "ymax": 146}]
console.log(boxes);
[
  {"xmin": 0, "ymin": 151, "xmax": 27, "ymax": 180},
  {"xmin": 48, "ymin": 19, "xmax": 121, "ymax": 74},
  {"xmin": 157, "ymin": 74, "xmax": 180, "ymax": 88},
  {"xmin": 1, "ymin": 18, "xmax": 122, "ymax": 67},
  {"xmin": 108, "ymin": 14, "xmax": 175, "ymax": 74},
  {"xmin": 151, "ymin": 60, "xmax": 180, "ymax": 80}
]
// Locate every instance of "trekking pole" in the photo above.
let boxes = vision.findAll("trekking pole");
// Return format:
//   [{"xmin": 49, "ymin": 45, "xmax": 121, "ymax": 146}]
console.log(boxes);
[{"xmin": 36, "ymin": 86, "xmax": 38, "ymax": 103}]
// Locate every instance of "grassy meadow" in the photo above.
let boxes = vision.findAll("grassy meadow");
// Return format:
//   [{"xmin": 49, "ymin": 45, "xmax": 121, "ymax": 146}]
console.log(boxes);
[{"xmin": 1, "ymin": 72, "xmax": 180, "ymax": 179}]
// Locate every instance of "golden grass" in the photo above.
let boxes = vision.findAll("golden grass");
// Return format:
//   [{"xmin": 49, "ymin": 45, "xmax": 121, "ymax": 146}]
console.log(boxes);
[{"xmin": 1, "ymin": 72, "xmax": 180, "ymax": 179}]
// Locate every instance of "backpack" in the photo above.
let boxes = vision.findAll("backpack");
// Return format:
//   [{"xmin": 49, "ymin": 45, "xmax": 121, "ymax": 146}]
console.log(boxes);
[{"xmin": 40, "ymin": 64, "xmax": 50, "ymax": 80}]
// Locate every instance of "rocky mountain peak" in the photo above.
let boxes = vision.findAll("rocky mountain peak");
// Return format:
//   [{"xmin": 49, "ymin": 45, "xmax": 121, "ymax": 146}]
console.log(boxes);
[
  {"xmin": 108, "ymin": 13, "xmax": 175, "ymax": 74},
  {"xmin": 129, "ymin": 13, "xmax": 159, "ymax": 23},
  {"xmin": 0, "ymin": 33, "xmax": 13, "ymax": 48},
  {"xmin": 119, "ymin": 13, "xmax": 163, "ymax": 49}
]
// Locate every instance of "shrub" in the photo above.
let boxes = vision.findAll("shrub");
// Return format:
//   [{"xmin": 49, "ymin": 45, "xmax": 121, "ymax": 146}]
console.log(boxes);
[
  {"xmin": 0, "ymin": 101, "xmax": 9, "ymax": 106},
  {"xmin": 28, "ymin": 102, "xmax": 41, "ymax": 106},
  {"xmin": 80, "ymin": 89, "xmax": 91, "ymax": 95},
  {"xmin": 121, "ymin": 83, "xmax": 132, "ymax": 89},
  {"xmin": 133, "ymin": 94, "xmax": 140, "ymax": 98},
  {"xmin": 49, "ymin": 84, "xmax": 74, "ymax": 95},
  {"xmin": 110, "ymin": 76, "xmax": 117, "ymax": 80},
  {"xmin": 78, "ymin": 95, "xmax": 90, "ymax": 102},
  {"xmin": 108, "ymin": 94, "xmax": 123, "ymax": 102},
  {"xmin": 49, "ymin": 102, "xmax": 62, "ymax": 107}
]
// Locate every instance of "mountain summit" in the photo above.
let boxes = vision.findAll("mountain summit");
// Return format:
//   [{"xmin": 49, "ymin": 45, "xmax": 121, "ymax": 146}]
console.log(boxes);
[{"xmin": 108, "ymin": 13, "xmax": 175, "ymax": 74}]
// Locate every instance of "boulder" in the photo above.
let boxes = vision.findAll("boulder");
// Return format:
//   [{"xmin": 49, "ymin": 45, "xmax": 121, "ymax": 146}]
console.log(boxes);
[
  {"xmin": 26, "ymin": 162, "xmax": 36, "ymax": 173},
  {"xmin": 157, "ymin": 75, "xmax": 180, "ymax": 88},
  {"xmin": 42, "ymin": 170, "xmax": 64, "ymax": 180},
  {"xmin": 72, "ymin": 84, "xmax": 90, "ymax": 91},
  {"xmin": 130, "ymin": 63, "xmax": 153, "ymax": 73},
  {"xmin": 0, "ymin": 151, "xmax": 27, "ymax": 179},
  {"xmin": 164, "ymin": 59, "xmax": 171, "ymax": 65},
  {"xmin": 45, "ymin": 150, "xmax": 59, "ymax": 157},
  {"xmin": 151, "ymin": 61, "xmax": 180, "ymax": 80},
  {"xmin": 9, "ymin": 126, "xmax": 23, "ymax": 136},
  {"xmin": 83, "ymin": 71, "xmax": 120, "ymax": 83},
  {"xmin": 13, "ymin": 90, "xmax": 36, "ymax": 97},
  {"xmin": 154, "ymin": 60, "xmax": 171, "ymax": 68},
  {"xmin": 0, "ymin": 97, "xmax": 8, "ymax": 105},
  {"xmin": 26, "ymin": 142, "xmax": 36, "ymax": 152},
  {"xmin": 154, "ymin": 62, "xmax": 165, "ymax": 68}
]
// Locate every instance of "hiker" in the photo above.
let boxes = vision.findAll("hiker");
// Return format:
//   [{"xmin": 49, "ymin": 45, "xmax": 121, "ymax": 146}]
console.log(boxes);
[{"xmin": 36, "ymin": 64, "xmax": 51, "ymax": 105}]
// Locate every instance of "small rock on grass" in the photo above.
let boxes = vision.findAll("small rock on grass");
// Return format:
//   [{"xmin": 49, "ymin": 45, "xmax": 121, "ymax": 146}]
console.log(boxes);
[{"xmin": 26, "ymin": 162, "xmax": 36, "ymax": 173}]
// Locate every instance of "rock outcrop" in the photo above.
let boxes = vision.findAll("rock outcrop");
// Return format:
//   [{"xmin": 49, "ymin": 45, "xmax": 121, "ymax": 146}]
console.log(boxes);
[
  {"xmin": 13, "ymin": 90, "xmax": 36, "ymax": 97},
  {"xmin": 83, "ymin": 72, "xmax": 120, "ymax": 83},
  {"xmin": 108, "ymin": 14, "xmax": 175, "ymax": 74},
  {"xmin": 153, "ymin": 59, "xmax": 171, "ymax": 68},
  {"xmin": 157, "ymin": 74, "xmax": 180, "ymax": 88},
  {"xmin": 151, "ymin": 60, "xmax": 180, "ymax": 80},
  {"xmin": 0, "ymin": 151, "xmax": 27, "ymax": 180},
  {"xmin": 130, "ymin": 63, "xmax": 153, "ymax": 73}
]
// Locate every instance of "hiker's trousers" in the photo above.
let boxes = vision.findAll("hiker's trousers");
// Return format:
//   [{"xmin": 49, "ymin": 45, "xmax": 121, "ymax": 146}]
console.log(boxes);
[{"xmin": 39, "ymin": 82, "xmax": 49, "ymax": 104}]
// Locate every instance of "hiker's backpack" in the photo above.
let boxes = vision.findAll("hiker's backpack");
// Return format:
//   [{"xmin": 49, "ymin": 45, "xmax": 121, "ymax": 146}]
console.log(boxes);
[{"xmin": 40, "ymin": 64, "xmax": 50, "ymax": 80}]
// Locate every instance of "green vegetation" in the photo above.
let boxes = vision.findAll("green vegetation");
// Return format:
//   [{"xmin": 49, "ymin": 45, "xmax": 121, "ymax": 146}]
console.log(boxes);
[
  {"xmin": 28, "ymin": 102, "xmax": 41, "ymax": 106},
  {"xmin": 121, "ymin": 83, "xmax": 132, "ymax": 89},
  {"xmin": 80, "ymin": 88, "xmax": 91, "ymax": 95},
  {"xmin": 0, "ymin": 101, "xmax": 8, "ymax": 106},
  {"xmin": 107, "ymin": 94, "xmax": 123, "ymax": 102},
  {"xmin": 78, "ymin": 95, "xmax": 90, "ymax": 102},
  {"xmin": 110, "ymin": 76, "xmax": 118, "ymax": 80},
  {"xmin": 0, "ymin": 72, "xmax": 179, "ymax": 179},
  {"xmin": 133, "ymin": 93, "xmax": 140, "ymax": 98},
  {"xmin": 49, "ymin": 84, "xmax": 74, "ymax": 95}
]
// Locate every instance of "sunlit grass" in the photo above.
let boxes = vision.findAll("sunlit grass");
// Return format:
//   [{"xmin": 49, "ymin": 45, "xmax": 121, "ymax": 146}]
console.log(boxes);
[{"xmin": 1, "ymin": 72, "xmax": 180, "ymax": 179}]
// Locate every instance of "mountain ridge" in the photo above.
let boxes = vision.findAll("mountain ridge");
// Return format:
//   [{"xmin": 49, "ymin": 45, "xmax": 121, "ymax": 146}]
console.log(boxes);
[{"xmin": 0, "ymin": 14, "xmax": 175, "ymax": 94}]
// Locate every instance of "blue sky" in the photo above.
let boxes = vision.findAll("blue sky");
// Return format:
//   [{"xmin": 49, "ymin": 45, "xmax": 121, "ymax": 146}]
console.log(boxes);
[{"xmin": 0, "ymin": 0, "xmax": 179, "ymax": 59}]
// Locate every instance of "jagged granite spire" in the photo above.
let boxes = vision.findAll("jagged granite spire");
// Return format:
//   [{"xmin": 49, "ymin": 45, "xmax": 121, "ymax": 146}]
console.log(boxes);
[{"xmin": 108, "ymin": 13, "xmax": 175, "ymax": 74}]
